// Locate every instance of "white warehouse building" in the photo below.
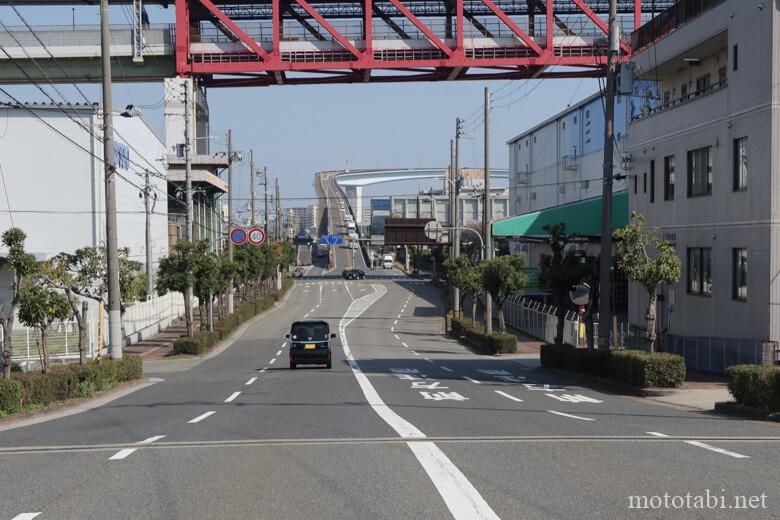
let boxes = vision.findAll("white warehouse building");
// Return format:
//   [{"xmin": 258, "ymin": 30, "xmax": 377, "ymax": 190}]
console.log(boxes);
[{"xmin": 0, "ymin": 102, "xmax": 169, "ymax": 266}]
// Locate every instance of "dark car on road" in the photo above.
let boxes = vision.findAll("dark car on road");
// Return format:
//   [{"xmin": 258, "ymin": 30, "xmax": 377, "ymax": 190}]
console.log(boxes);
[
  {"xmin": 286, "ymin": 320, "xmax": 335, "ymax": 369},
  {"xmin": 341, "ymin": 269, "xmax": 365, "ymax": 280}
]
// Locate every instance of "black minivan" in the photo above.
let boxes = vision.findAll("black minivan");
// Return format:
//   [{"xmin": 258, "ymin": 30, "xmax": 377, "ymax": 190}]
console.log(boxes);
[{"xmin": 286, "ymin": 320, "xmax": 336, "ymax": 369}]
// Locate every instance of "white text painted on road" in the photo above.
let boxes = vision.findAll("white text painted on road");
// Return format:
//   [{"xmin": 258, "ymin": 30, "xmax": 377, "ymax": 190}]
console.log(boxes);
[{"xmin": 188, "ymin": 411, "xmax": 216, "ymax": 424}]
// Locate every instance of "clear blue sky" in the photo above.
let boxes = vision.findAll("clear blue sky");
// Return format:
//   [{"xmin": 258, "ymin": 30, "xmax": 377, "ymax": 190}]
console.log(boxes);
[{"xmin": 1, "ymin": 5, "xmax": 600, "ymax": 209}]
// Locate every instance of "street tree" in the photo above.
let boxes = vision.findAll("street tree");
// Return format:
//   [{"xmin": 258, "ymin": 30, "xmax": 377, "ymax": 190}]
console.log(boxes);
[
  {"xmin": 17, "ymin": 283, "xmax": 71, "ymax": 373},
  {"xmin": 157, "ymin": 241, "xmax": 198, "ymax": 336},
  {"xmin": 41, "ymin": 247, "xmax": 143, "ymax": 363},
  {"xmin": 191, "ymin": 241, "xmax": 227, "ymax": 331},
  {"xmin": 444, "ymin": 255, "xmax": 481, "ymax": 322},
  {"xmin": 480, "ymin": 254, "xmax": 528, "ymax": 333},
  {"xmin": 614, "ymin": 212, "xmax": 681, "ymax": 353},
  {"xmin": 0, "ymin": 228, "xmax": 37, "ymax": 378},
  {"xmin": 539, "ymin": 224, "xmax": 592, "ymax": 345}
]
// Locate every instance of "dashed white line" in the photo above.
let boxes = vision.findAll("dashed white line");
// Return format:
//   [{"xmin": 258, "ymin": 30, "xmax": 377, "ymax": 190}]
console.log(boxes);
[
  {"xmin": 304, "ymin": 313, "xmax": 310, "ymax": 318},
  {"xmin": 424, "ymin": 358, "xmax": 434, "ymax": 363},
  {"xmin": 394, "ymin": 334, "xmax": 401, "ymax": 341},
  {"xmin": 245, "ymin": 376, "xmax": 258, "ymax": 385},
  {"xmin": 281, "ymin": 342, "xmax": 287, "ymax": 348},
  {"xmin": 390, "ymin": 327, "xmax": 394, "ymax": 332},
  {"xmin": 138, "ymin": 435, "xmax": 166, "ymax": 444},
  {"xmin": 413, "ymin": 351, "xmax": 421, "ymax": 356},
  {"xmin": 276, "ymin": 349, "xmax": 283, "ymax": 356},
  {"xmin": 547, "ymin": 410, "xmax": 594, "ymax": 421},
  {"xmin": 269, "ymin": 358, "xmax": 276, "ymax": 365},
  {"xmin": 12, "ymin": 514, "xmax": 41, "ymax": 520},
  {"xmin": 685, "ymin": 441, "xmax": 750, "ymax": 459},
  {"xmin": 108, "ymin": 448, "xmax": 137, "ymax": 460},
  {"xmin": 225, "ymin": 391, "xmax": 241, "ymax": 403},
  {"xmin": 401, "ymin": 342, "xmax": 409, "ymax": 348},
  {"xmin": 393, "ymin": 320, "xmax": 398, "ymax": 325},
  {"xmin": 440, "ymin": 367, "xmax": 454, "ymax": 373},
  {"xmin": 258, "ymin": 367, "xmax": 268, "ymax": 373},
  {"xmin": 647, "ymin": 431, "xmax": 669, "ymax": 437},
  {"xmin": 495, "ymin": 390, "xmax": 523, "ymax": 402},
  {"xmin": 463, "ymin": 376, "xmax": 481, "ymax": 384},
  {"xmin": 188, "ymin": 411, "xmax": 216, "ymax": 424}
]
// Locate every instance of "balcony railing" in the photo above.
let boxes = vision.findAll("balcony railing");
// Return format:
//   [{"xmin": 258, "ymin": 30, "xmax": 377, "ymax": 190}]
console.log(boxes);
[
  {"xmin": 631, "ymin": 0, "xmax": 726, "ymax": 52},
  {"xmin": 631, "ymin": 79, "xmax": 727, "ymax": 121}
]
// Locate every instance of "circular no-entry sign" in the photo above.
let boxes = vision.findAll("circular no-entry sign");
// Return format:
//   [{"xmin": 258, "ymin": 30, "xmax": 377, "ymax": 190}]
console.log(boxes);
[
  {"xmin": 248, "ymin": 227, "xmax": 266, "ymax": 245},
  {"xmin": 230, "ymin": 227, "xmax": 248, "ymax": 245}
]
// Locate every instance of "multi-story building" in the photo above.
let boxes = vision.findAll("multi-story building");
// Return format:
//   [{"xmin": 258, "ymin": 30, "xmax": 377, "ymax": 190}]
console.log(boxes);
[
  {"xmin": 387, "ymin": 189, "xmax": 508, "ymax": 226},
  {"xmin": 284, "ymin": 205, "xmax": 318, "ymax": 237},
  {"xmin": 628, "ymin": 0, "xmax": 779, "ymax": 369}
]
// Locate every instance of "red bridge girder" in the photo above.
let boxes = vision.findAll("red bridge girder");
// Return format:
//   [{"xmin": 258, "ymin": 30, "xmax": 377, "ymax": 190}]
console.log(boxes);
[{"xmin": 174, "ymin": 0, "xmax": 669, "ymax": 87}]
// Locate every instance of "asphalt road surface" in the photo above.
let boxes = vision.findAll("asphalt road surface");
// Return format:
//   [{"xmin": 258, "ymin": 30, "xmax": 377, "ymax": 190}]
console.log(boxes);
[{"xmin": 1, "ymin": 190, "xmax": 779, "ymax": 519}]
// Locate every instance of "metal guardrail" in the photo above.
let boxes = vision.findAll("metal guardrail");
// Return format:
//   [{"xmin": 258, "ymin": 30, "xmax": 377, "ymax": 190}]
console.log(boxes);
[{"xmin": 631, "ymin": 0, "xmax": 726, "ymax": 51}]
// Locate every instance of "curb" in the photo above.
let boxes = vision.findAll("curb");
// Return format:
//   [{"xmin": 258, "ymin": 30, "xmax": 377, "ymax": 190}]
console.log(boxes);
[
  {"xmin": 714, "ymin": 401, "xmax": 780, "ymax": 422},
  {"xmin": 0, "ymin": 377, "xmax": 161, "ymax": 432},
  {"xmin": 536, "ymin": 366, "xmax": 680, "ymax": 397}
]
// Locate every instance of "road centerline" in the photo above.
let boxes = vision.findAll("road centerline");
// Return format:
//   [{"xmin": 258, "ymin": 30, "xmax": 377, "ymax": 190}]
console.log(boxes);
[
  {"xmin": 188, "ymin": 411, "xmax": 216, "ymax": 424},
  {"xmin": 547, "ymin": 410, "xmax": 595, "ymax": 421}
]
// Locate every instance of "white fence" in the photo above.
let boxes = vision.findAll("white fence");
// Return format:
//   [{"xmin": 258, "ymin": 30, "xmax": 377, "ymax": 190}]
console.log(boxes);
[{"xmin": 5, "ymin": 292, "xmax": 191, "ymax": 366}]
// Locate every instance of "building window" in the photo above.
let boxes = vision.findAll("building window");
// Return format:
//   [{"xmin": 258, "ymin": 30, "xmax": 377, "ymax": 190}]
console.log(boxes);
[
  {"xmin": 687, "ymin": 146, "xmax": 712, "ymax": 197},
  {"xmin": 663, "ymin": 155, "xmax": 675, "ymax": 201},
  {"xmin": 687, "ymin": 248, "xmax": 712, "ymax": 296},
  {"xmin": 650, "ymin": 160, "xmax": 655, "ymax": 203},
  {"xmin": 643, "ymin": 172, "xmax": 647, "ymax": 193},
  {"xmin": 733, "ymin": 137, "xmax": 748, "ymax": 191},
  {"xmin": 718, "ymin": 67, "xmax": 727, "ymax": 87},
  {"xmin": 732, "ymin": 248, "xmax": 748, "ymax": 301},
  {"xmin": 562, "ymin": 122, "xmax": 566, "ymax": 130},
  {"xmin": 633, "ymin": 175, "xmax": 637, "ymax": 194},
  {"xmin": 733, "ymin": 44, "xmax": 738, "ymax": 71}
]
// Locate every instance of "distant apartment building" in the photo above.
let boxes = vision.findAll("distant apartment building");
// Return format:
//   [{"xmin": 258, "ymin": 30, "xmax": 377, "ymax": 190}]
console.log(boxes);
[
  {"xmin": 628, "ymin": 0, "xmax": 779, "ymax": 368},
  {"xmin": 388, "ymin": 189, "xmax": 508, "ymax": 226},
  {"xmin": 284, "ymin": 205, "xmax": 317, "ymax": 236}
]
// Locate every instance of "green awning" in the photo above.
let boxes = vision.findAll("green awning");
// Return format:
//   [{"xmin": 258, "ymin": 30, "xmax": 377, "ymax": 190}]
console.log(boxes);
[{"xmin": 492, "ymin": 191, "xmax": 628, "ymax": 238}]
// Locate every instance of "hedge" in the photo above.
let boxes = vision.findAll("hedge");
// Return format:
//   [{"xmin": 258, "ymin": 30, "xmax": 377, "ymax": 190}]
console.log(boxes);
[
  {"xmin": 0, "ymin": 356, "xmax": 143, "ymax": 415},
  {"xmin": 173, "ymin": 285, "xmax": 291, "ymax": 356},
  {"xmin": 727, "ymin": 365, "xmax": 780, "ymax": 412},
  {"xmin": 540, "ymin": 344, "xmax": 686, "ymax": 388},
  {"xmin": 449, "ymin": 315, "xmax": 517, "ymax": 355}
]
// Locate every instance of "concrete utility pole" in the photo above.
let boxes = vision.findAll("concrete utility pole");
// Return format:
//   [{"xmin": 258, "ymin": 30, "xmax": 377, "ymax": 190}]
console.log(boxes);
[
  {"xmin": 249, "ymin": 149, "xmax": 256, "ymax": 226},
  {"xmin": 483, "ymin": 87, "xmax": 493, "ymax": 335},
  {"xmin": 183, "ymin": 78, "xmax": 194, "ymax": 337},
  {"xmin": 274, "ymin": 177, "xmax": 282, "ymax": 242},
  {"xmin": 449, "ymin": 138, "xmax": 457, "ymax": 314},
  {"xmin": 227, "ymin": 129, "xmax": 234, "ymax": 314},
  {"xmin": 144, "ymin": 170, "xmax": 154, "ymax": 300},
  {"xmin": 264, "ymin": 167, "xmax": 269, "ymax": 238},
  {"xmin": 598, "ymin": 0, "xmax": 619, "ymax": 350},
  {"xmin": 453, "ymin": 117, "xmax": 463, "ymax": 317},
  {"xmin": 100, "ymin": 0, "xmax": 123, "ymax": 359}
]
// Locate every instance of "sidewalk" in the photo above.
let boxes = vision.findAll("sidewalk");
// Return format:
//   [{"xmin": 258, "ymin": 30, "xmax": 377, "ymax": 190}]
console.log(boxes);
[
  {"xmin": 124, "ymin": 316, "xmax": 201, "ymax": 361},
  {"xmin": 644, "ymin": 371, "xmax": 731, "ymax": 411}
]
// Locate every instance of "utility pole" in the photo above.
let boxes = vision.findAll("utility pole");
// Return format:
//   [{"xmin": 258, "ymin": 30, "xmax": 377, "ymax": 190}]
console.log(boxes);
[
  {"xmin": 453, "ymin": 117, "xmax": 463, "ymax": 317},
  {"xmin": 100, "ymin": 0, "xmax": 122, "ymax": 359},
  {"xmin": 226, "ymin": 129, "xmax": 234, "ymax": 314},
  {"xmin": 183, "ymin": 78, "xmax": 194, "ymax": 337},
  {"xmin": 274, "ymin": 177, "xmax": 282, "ymax": 242},
  {"xmin": 598, "ymin": 0, "xmax": 619, "ymax": 350},
  {"xmin": 483, "ymin": 87, "xmax": 493, "ymax": 335},
  {"xmin": 144, "ymin": 171, "xmax": 154, "ymax": 300},
  {"xmin": 264, "ymin": 167, "xmax": 269, "ymax": 238},
  {"xmin": 249, "ymin": 149, "xmax": 256, "ymax": 226},
  {"xmin": 449, "ymin": 138, "xmax": 456, "ymax": 314}
]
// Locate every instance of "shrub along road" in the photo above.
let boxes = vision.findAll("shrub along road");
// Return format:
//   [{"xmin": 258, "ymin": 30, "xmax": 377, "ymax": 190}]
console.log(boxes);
[{"xmin": 1, "ymin": 234, "xmax": 779, "ymax": 519}]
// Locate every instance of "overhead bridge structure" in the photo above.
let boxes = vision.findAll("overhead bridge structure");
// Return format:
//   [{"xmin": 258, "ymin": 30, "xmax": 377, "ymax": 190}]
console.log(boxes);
[
  {"xmin": 0, "ymin": 1, "xmax": 674, "ymax": 86},
  {"xmin": 326, "ymin": 167, "xmax": 508, "ymax": 224}
]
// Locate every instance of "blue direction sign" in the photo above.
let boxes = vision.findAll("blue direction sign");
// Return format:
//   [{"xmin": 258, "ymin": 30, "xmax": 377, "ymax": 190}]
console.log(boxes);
[{"xmin": 320, "ymin": 235, "xmax": 344, "ymax": 245}]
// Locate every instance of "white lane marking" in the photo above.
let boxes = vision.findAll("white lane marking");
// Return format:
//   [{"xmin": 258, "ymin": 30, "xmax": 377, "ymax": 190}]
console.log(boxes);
[
  {"xmin": 276, "ymin": 350, "xmax": 283, "ymax": 356},
  {"xmin": 393, "ymin": 319, "xmax": 398, "ymax": 325},
  {"xmin": 269, "ymin": 358, "xmax": 276, "ymax": 365},
  {"xmin": 397, "ymin": 314, "xmax": 402, "ymax": 319},
  {"xmin": 394, "ymin": 334, "xmax": 401, "ymax": 341},
  {"xmin": 108, "ymin": 448, "xmax": 137, "ymax": 460},
  {"xmin": 390, "ymin": 327, "xmax": 394, "ymax": 332},
  {"xmin": 258, "ymin": 368, "xmax": 267, "ymax": 373},
  {"xmin": 463, "ymin": 376, "xmax": 481, "ymax": 385},
  {"xmin": 424, "ymin": 358, "xmax": 434, "ymax": 363},
  {"xmin": 12, "ymin": 514, "xmax": 41, "ymax": 520},
  {"xmin": 495, "ymin": 390, "xmax": 523, "ymax": 402},
  {"xmin": 413, "ymin": 351, "xmax": 421, "ymax": 356},
  {"xmin": 245, "ymin": 377, "xmax": 258, "ymax": 385},
  {"xmin": 401, "ymin": 342, "xmax": 409, "ymax": 348},
  {"xmin": 281, "ymin": 342, "xmax": 287, "ymax": 348},
  {"xmin": 685, "ymin": 441, "xmax": 750, "ymax": 459},
  {"xmin": 547, "ymin": 410, "xmax": 594, "ymax": 421},
  {"xmin": 440, "ymin": 367, "xmax": 454, "ymax": 373},
  {"xmin": 225, "ymin": 391, "xmax": 241, "ymax": 403},
  {"xmin": 188, "ymin": 411, "xmax": 216, "ymax": 424},
  {"xmin": 138, "ymin": 435, "xmax": 166, "ymax": 444},
  {"xmin": 304, "ymin": 313, "xmax": 310, "ymax": 318},
  {"xmin": 310, "ymin": 308, "xmax": 316, "ymax": 313},
  {"xmin": 647, "ymin": 431, "xmax": 669, "ymax": 437},
  {"xmin": 339, "ymin": 284, "xmax": 501, "ymax": 520},
  {"xmin": 344, "ymin": 282, "xmax": 354, "ymax": 301}
]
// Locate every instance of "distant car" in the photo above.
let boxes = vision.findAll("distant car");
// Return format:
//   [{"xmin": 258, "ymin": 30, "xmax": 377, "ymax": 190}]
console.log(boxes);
[
  {"xmin": 382, "ymin": 255, "xmax": 394, "ymax": 269},
  {"xmin": 342, "ymin": 269, "xmax": 365, "ymax": 280},
  {"xmin": 287, "ymin": 320, "xmax": 335, "ymax": 369}
]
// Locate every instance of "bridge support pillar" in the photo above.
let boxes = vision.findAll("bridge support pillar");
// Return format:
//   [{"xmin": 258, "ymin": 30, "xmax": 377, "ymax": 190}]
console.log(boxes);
[{"xmin": 343, "ymin": 185, "xmax": 363, "ymax": 224}]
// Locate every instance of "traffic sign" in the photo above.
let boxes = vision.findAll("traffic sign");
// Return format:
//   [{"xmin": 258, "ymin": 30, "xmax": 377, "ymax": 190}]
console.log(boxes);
[
  {"xmin": 248, "ymin": 227, "xmax": 266, "ymax": 245},
  {"xmin": 320, "ymin": 235, "xmax": 343, "ymax": 245},
  {"xmin": 229, "ymin": 227, "xmax": 248, "ymax": 246}
]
